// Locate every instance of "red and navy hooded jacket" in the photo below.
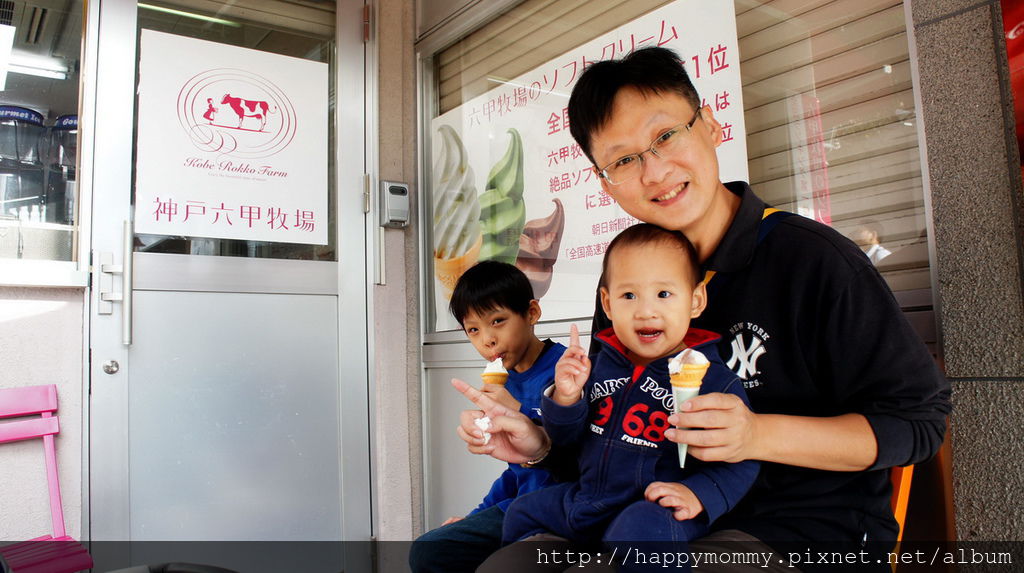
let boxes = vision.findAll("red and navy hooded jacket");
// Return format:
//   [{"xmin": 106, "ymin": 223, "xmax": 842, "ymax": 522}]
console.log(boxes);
[{"xmin": 505, "ymin": 327, "xmax": 759, "ymax": 543}]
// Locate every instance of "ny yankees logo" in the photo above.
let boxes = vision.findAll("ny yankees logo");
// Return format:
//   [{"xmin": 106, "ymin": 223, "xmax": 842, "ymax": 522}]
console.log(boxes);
[{"xmin": 726, "ymin": 331, "xmax": 766, "ymax": 380}]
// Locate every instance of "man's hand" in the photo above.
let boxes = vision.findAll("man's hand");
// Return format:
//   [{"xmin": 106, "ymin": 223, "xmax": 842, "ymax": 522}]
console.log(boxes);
[
  {"xmin": 645, "ymin": 481, "xmax": 704, "ymax": 521},
  {"xmin": 666, "ymin": 392, "xmax": 759, "ymax": 463},
  {"xmin": 553, "ymin": 324, "xmax": 590, "ymax": 406},
  {"xmin": 453, "ymin": 378, "xmax": 550, "ymax": 464},
  {"xmin": 480, "ymin": 384, "xmax": 521, "ymax": 412},
  {"xmin": 669, "ymin": 393, "xmax": 879, "ymax": 471},
  {"xmin": 441, "ymin": 516, "xmax": 464, "ymax": 526}
]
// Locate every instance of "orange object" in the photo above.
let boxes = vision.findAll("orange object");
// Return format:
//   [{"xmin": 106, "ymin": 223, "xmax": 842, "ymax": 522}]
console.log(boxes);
[
  {"xmin": 891, "ymin": 464, "xmax": 914, "ymax": 542},
  {"xmin": 670, "ymin": 363, "xmax": 708, "ymax": 388},
  {"xmin": 889, "ymin": 464, "xmax": 914, "ymax": 572},
  {"xmin": 481, "ymin": 372, "xmax": 508, "ymax": 386}
]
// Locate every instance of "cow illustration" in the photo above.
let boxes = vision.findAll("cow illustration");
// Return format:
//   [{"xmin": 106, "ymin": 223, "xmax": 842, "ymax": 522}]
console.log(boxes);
[{"xmin": 220, "ymin": 93, "xmax": 275, "ymax": 131}]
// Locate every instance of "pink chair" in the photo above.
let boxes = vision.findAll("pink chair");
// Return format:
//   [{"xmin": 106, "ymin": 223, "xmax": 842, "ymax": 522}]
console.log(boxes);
[{"xmin": 0, "ymin": 385, "xmax": 92, "ymax": 573}]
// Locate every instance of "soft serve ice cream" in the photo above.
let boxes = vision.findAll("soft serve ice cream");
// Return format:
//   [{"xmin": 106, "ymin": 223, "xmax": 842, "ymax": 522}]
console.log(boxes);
[
  {"xmin": 516, "ymin": 198, "xmax": 565, "ymax": 298},
  {"xmin": 473, "ymin": 358, "xmax": 509, "ymax": 445},
  {"xmin": 668, "ymin": 348, "xmax": 710, "ymax": 468},
  {"xmin": 478, "ymin": 128, "xmax": 526, "ymax": 264},
  {"xmin": 433, "ymin": 125, "xmax": 482, "ymax": 299},
  {"xmin": 481, "ymin": 357, "xmax": 508, "ymax": 386}
]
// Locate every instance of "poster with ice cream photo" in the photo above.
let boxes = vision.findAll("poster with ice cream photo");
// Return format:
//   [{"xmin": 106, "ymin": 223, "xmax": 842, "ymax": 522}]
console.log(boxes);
[{"xmin": 429, "ymin": 0, "xmax": 748, "ymax": 331}]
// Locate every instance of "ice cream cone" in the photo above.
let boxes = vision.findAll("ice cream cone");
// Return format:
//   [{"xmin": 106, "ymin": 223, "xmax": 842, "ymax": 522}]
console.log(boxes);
[
  {"xmin": 669, "ymin": 353, "xmax": 709, "ymax": 469},
  {"xmin": 481, "ymin": 372, "xmax": 508, "ymax": 386},
  {"xmin": 670, "ymin": 363, "xmax": 709, "ymax": 389},
  {"xmin": 434, "ymin": 233, "xmax": 483, "ymax": 300}
]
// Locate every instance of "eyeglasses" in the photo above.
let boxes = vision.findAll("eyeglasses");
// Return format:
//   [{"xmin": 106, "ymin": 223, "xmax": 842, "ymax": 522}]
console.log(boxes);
[{"xmin": 595, "ymin": 110, "xmax": 702, "ymax": 185}]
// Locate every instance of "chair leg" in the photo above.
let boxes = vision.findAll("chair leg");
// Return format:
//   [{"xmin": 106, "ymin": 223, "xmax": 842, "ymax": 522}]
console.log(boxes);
[{"xmin": 41, "ymin": 414, "xmax": 67, "ymax": 539}]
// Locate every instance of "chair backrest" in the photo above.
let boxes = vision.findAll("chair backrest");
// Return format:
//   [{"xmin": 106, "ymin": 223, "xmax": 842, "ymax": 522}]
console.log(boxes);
[
  {"xmin": 891, "ymin": 464, "xmax": 914, "ymax": 543},
  {"xmin": 0, "ymin": 384, "xmax": 66, "ymax": 539}
]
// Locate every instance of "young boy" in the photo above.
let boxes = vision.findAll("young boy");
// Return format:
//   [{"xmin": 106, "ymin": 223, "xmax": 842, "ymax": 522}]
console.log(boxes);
[
  {"xmin": 497, "ymin": 224, "xmax": 759, "ymax": 570},
  {"xmin": 409, "ymin": 260, "xmax": 566, "ymax": 573}
]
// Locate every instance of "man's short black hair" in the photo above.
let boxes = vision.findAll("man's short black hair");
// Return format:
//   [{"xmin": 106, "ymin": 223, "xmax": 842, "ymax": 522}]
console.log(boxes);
[
  {"xmin": 568, "ymin": 46, "xmax": 701, "ymax": 165},
  {"xmin": 449, "ymin": 260, "xmax": 536, "ymax": 327},
  {"xmin": 599, "ymin": 223, "xmax": 701, "ymax": 289}
]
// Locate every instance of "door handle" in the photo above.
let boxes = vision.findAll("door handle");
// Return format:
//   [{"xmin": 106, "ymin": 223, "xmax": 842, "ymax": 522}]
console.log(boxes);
[
  {"xmin": 121, "ymin": 219, "xmax": 134, "ymax": 345},
  {"xmin": 97, "ymin": 220, "xmax": 134, "ymax": 345}
]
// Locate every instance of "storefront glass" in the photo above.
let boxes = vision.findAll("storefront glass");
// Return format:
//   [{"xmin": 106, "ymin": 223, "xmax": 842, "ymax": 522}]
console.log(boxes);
[
  {"xmin": 0, "ymin": 1, "xmax": 82, "ymax": 262},
  {"xmin": 421, "ymin": 0, "xmax": 933, "ymax": 346}
]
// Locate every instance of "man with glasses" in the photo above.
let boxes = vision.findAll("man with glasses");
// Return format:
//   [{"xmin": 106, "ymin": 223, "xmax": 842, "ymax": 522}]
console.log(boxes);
[{"xmin": 460, "ymin": 47, "xmax": 950, "ymax": 572}]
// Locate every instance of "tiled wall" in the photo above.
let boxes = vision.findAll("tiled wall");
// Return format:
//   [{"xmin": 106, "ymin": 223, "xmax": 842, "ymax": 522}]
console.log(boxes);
[{"xmin": 910, "ymin": 0, "xmax": 1024, "ymax": 539}]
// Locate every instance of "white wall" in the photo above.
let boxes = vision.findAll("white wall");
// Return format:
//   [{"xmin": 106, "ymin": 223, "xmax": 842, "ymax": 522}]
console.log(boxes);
[{"xmin": 0, "ymin": 287, "xmax": 85, "ymax": 541}]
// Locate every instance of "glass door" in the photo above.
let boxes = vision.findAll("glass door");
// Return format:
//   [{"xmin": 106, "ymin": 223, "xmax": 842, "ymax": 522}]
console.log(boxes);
[{"xmin": 86, "ymin": 1, "xmax": 370, "ymax": 570}]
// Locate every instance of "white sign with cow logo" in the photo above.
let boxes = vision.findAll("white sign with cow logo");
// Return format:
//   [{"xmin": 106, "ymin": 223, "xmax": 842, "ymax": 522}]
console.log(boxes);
[{"xmin": 135, "ymin": 30, "xmax": 328, "ymax": 245}]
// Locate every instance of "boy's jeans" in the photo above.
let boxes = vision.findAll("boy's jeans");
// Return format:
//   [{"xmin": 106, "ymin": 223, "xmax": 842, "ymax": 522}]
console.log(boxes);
[{"xmin": 409, "ymin": 505, "xmax": 505, "ymax": 573}]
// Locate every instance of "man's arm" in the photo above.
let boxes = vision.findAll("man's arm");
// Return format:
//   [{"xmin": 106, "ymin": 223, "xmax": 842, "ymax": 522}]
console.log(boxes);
[
  {"xmin": 672, "ymin": 402, "xmax": 877, "ymax": 471},
  {"xmin": 672, "ymin": 265, "xmax": 950, "ymax": 471},
  {"xmin": 756, "ymin": 413, "xmax": 877, "ymax": 470},
  {"xmin": 821, "ymin": 264, "xmax": 950, "ymax": 470}
]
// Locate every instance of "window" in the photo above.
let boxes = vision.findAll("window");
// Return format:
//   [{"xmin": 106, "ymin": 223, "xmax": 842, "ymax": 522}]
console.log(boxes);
[
  {"xmin": 133, "ymin": 0, "xmax": 338, "ymax": 261},
  {"xmin": 423, "ymin": 0, "xmax": 932, "ymax": 341},
  {"xmin": 737, "ymin": 1, "xmax": 929, "ymax": 295},
  {"xmin": 0, "ymin": 0, "xmax": 82, "ymax": 262}
]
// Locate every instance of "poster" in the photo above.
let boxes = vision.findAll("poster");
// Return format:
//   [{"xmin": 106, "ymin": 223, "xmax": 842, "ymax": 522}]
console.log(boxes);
[
  {"xmin": 430, "ymin": 1, "xmax": 748, "ymax": 331},
  {"xmin": 135, "ymin": 31, "xmax": 328, "ymax": 245}
]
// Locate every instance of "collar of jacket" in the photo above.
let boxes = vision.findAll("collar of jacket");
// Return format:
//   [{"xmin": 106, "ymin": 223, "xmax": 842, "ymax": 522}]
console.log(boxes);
[{"xmin": 702, "ymin": 180, "xmax": 767, "ymax": 275}]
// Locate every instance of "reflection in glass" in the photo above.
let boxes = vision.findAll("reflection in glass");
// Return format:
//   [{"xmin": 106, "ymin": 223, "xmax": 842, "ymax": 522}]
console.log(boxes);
[{"xmin": 735, "ymin": 0, "xmax": 929, "ymax": 293}]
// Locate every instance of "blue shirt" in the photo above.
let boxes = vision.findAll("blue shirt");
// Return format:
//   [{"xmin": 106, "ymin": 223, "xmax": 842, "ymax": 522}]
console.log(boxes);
[{"xmin": 471, "ymin": 340, "xmax": 566, "ymax": 514}]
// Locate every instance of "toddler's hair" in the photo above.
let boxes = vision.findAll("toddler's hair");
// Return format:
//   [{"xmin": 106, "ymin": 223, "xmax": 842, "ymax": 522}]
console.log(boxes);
[{"xmin": 600, "ymin": 224, "xmax": 701, "ymax": 288}]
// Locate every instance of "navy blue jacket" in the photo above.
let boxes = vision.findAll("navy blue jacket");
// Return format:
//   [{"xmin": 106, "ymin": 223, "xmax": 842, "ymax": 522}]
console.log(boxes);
[
  {"xmin": 505, "ymin": 328, "xmax": 759, "ymax": 541},
  {"xmin": 471, "ymin": 340, "xmax": 566, "ymax": 514}
]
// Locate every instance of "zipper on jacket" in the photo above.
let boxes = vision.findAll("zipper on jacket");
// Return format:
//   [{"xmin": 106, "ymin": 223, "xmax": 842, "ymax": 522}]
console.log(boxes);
[{"xmin": 594, "ymin": 364, "xmax": 649, "ymax": 495}]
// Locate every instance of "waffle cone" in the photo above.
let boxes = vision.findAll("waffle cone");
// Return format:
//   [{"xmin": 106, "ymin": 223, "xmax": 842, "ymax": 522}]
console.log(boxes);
[
  {"xmin": 670, "ymin": 363, "xmax": 709, "ymax": 388},
  {"xmin": 481, "ymin": 372, "xmax": 508, "ymax": 386},
  {"xmin": 434, "ymin": 234, "xmax": 483, "ymax": 300}
]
